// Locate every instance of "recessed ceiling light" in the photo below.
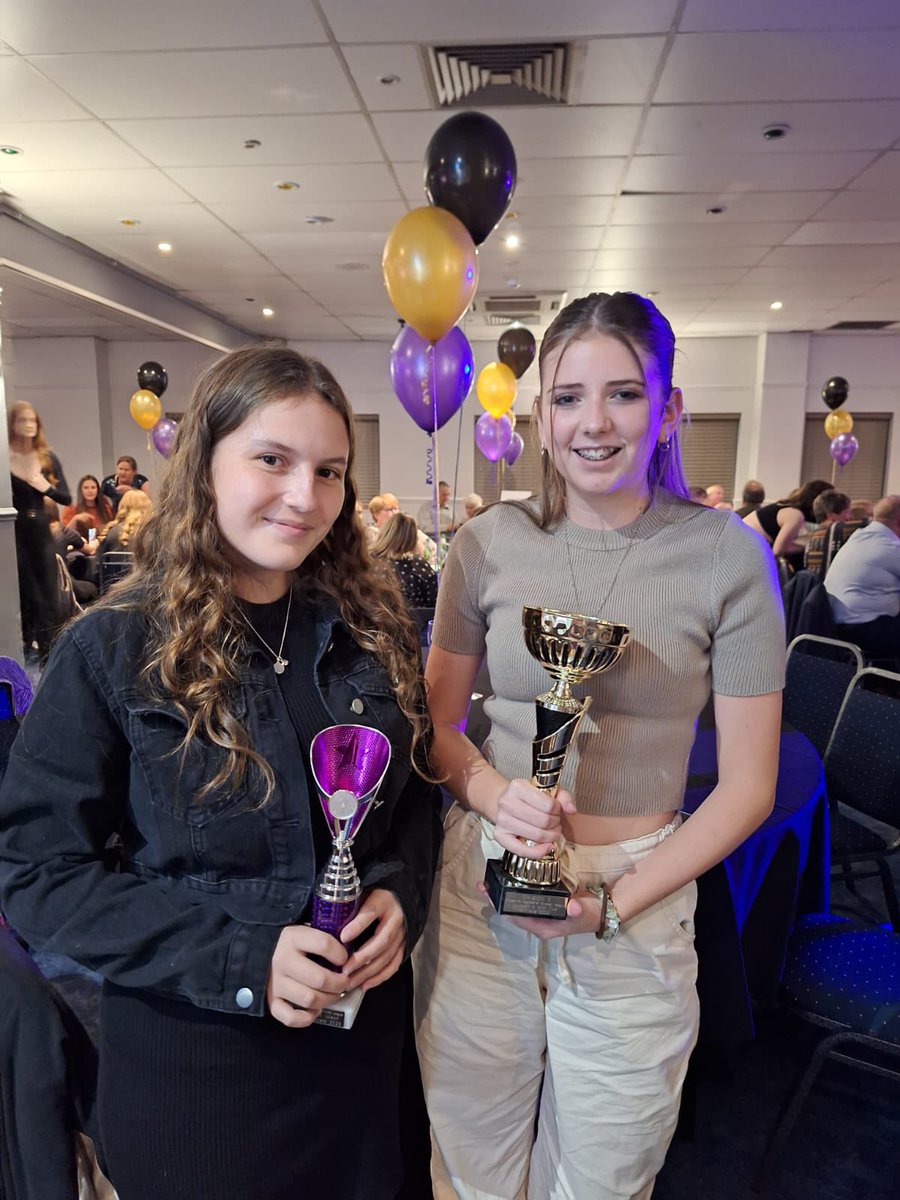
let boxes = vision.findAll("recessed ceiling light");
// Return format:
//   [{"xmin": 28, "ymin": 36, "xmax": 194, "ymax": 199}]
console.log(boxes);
[
  {"xmin": 378, "ymin": 73, "xmax": 401, "ymax": 85},
  {"xmin": 762, "ymin": 123, "xmax": 791, "ymax": 141},
  {"xmin": 706, "ymin": 206, "xmax": 726, "ymax": 216},
  {"xmin": 504, "ymin": 233, "xmax": 521, "ymax": 249},
  {"xmin": 275, "ymin": 180, "xmax": 300, "ymax": 191},
  {"xmin": 0, "ymin": 145, "xmax": 23, "ymax": 156},
  {"xmin": 770, "ymin": 300, "xmax": 784, "ymax": 311},
  {"xmin": 336, "ymin": 262, "xmax": 370, "ymax": 271},
  {"xmin": 262, "ymin": 307, "xmax": 275, "ymax": 318},
  {"xmin": 506, "ymin": 277, "xmax": 521, "ymax": 289},
  {"xmin": 243, "ymin": 138, "xmax": 261, "ymax": 150},
  {"xmin": 118, "ymin": 217, "xmax": 141, "ymax": 227},
  {"xmin": 157, "ymin": 242, "xmax": 173, "ymax": 254},
  {"xmin": 304, "ymin": 214, "xmax": 334, "ymax": 225}
]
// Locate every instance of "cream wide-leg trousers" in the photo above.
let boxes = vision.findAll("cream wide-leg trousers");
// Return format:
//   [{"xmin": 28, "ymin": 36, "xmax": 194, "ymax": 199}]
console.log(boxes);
[{"xmin": 414, "ymin": 807, "xmax": 700, "ymax": 1200}]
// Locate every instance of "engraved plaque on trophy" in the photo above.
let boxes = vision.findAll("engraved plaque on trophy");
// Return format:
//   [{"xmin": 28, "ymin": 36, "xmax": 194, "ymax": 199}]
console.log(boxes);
[
  {"xmin": 484, "ymin": 607, "xmax": 630, "ymax": 919},
  {"xmin": 309, "ymin": 724, "xmax": 391, "ymax": 1029}
]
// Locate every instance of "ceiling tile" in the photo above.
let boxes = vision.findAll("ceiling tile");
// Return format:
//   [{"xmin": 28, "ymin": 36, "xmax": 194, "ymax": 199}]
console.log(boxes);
[
  {"xmin": 515, "ymin": 158, "xmax": 625, "ymax": 198},
  {"xmin": 611, "ymin": 191, "xmax": 832, "ymax": 223},
  {"xmin": 785, "ymin": 221, "xmax": 900, "ymax": 246},
  {"xmin": 760, "ymin": 244, "xmax": 900, "ymax": 271},
  {"xmin": 3, "ymin": 0, "xmax": 327, "ymax": 52},
  {"xmin": 318, "ymin": 0, "xmax": 679, "ymax": 41},
  {"xmin": 850, "ymin": 152, "xmax": 900, "ymax": 189},
  {"xmin": 577, "ymin": 37, "xmax": 666, "ymax": 104},
  {"xmin": 207, "ymin": 199, "xmax": 406, "ymax": 235},
  {"xmin": 603, "ymin": 222, "xmax": 798, "ymax": 249},
  {"xmin": 624, "ymin": 152, "xmax": 876, "ymax": 193},
  {"xmin": 375, "ymin": 107, "xmax": 643, "ymax": 161},
  {"xmin": 342, "ymin": 44, "xmax": 432, "ymax": 112},
  {"xmin": 476, "ymin": 250, "xmax": 598, "ymax": 275},
  {"xmin": 511, "ymin": 196, "xmax": 614, "ymax": 228},
  {"xmin": 107, "ymin": 115, "xmax": 383, "ymax": 168},
  {"xmin": 639, "ymin": 101, "xmax": 900, "ymax": 155},
  {"xmin": 681, "ymin": 1, "xmax": 900, "ymax": 34},
  {"xmin": 165, "ymin": 163, "xmax": 401, "ymax": 207},
  {"xmin": 0, "ymin": 56, "xmax": 86, "ymax": 121},
  {"xmin": 245, "ymin": 230, "xmax": 388, "ymax": 257},
  {"xmin": 813, "ymin": 190, "xmax": 900, "ymax": 221},
  {"xmin": 587, "ymin": 267, "xmax": 748, "ymax": 286},
  {"xmin": 593, "ymin": 246, "xmax": 767, "ymax": 270},
  {"xmin": 657, "ymin": 31, "xmax": 900, "ymax": 103},
  {"xmin": 4, "ymin": 168, "xmax": 193, "ymax": 210},
  {"xmin": 0, "ymin": 121, "xmax": 147, "ymax": 171},
  {"xmin": 30, "ymin": 48, "xmax": 359, "ymax": 119}
]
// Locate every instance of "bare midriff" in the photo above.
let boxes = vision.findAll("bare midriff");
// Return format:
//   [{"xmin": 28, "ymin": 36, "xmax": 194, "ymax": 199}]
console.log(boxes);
[{"xmin": 562, "ymin": 808, "xmax": 679, "ymax": 847}]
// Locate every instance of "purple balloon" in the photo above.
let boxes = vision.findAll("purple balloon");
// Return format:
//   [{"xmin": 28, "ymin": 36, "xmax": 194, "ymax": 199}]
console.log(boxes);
[
  {"xmin": 151, "ymin": 417, "xmax": 178, "ymax": 458},
  {"xmin": 829, "ymin": 433, "xmax": 859, "ymax": 467},
  {"xmin": 390, "ymin": 324, "xmax": 474, "ymax": 433},
  {"xmin": 504, "ymin": 431, "xmax": 524, "ymax": 466},
  {"xmin": 475, "ymin": 412, "xmax": 513, "ymax": 462}
]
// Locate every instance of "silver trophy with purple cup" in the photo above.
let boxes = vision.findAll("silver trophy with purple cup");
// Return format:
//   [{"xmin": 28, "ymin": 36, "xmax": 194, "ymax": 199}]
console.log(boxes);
[{"xmin": 309, "ymin": 723, "xmax": 391, "ymax": 1029}]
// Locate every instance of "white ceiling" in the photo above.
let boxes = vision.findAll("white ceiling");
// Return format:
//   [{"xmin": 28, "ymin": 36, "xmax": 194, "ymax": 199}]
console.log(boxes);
[{"xmin": 2, "ymin": 0, "xmax": 900, "ymax": 342}]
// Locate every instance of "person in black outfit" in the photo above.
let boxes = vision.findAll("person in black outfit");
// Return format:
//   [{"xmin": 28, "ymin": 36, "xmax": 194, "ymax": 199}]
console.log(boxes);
[
  {"xmin": 371, "ymin": 511, "xmax": 439, "ymax": 608},
  {"xmin": 743, "ymin": 478, "xmax": 832, "ymax": 575},
  {"xmin": 0, "ymin": 348, "xmax": 441, "ymax": 1200},
  {"xmin": 99, "ymin": 454, "xmax": 150, "ymax": 514},
  {"xmin": 6, "ymin": 401, "xmax": 71, "ymax": 661}
]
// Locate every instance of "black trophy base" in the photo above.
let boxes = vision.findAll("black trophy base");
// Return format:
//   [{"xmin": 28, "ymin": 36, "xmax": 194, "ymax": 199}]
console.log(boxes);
[{"xmin": 484, "ymin": 857, "xmax": 570, "ymax": 919}]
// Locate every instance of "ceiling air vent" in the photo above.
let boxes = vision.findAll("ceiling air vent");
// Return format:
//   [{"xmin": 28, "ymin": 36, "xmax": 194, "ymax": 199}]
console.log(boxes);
[
  {"xmin": 425, "ymin": 43, "xmax": 572, "ymax": 108},
  {"xmin": 471, "ymin": 291, "xmax": 568, "ymax": 327},
  {"xmin": 826, "ymin": 320, "xmax": 897, "ymax": 331}
]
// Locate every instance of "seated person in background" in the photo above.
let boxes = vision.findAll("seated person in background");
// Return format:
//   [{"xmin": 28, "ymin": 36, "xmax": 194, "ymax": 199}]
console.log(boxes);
[
  {"xmin": 371, "ymin": 513, "xmax": 438, "ymax": 609},
  {"xmin": 850, "ymin": 499, "xmax": 874, "ymax": 522},
  {"xmin": 366, "ymin": 493, "xmax": 400, "ymax": 543},
  {"xmin": 704, "ymin": 483, "xmax": 725, "ymax": 507},
  {"xmin": 824, "ymin": 495, "xmax": 900, "ymax": 657},
  {"xmin": 688, "ymin": 485, "xmax": 707, "ymax": 504},
  {"xmin": 100, "ymin": 456, "xmax": 151, "ymax": 515},
  {"xmin": 61, "ymin": 473, "xmax": 114, "ymax": 532},
  {"xmin": 735, "ymin": 479, "xmax": 765, "ymax": 519},
  {"xmin": 803, "ymin": 489, "xmax": 852, "ymax": 577},
  {"xmin": 743, "ymin": 479, "xmax": 833, "ymax": 575},
  {"xmin": 463, "ymin": 493, "xmax": 484, "ymax": 522},
  {"xmin": 44, "ymin": 500, "xmax": 99, "ymax": 606},
  {"xmin": 416, "ymin": 480, "xmax": 456, "ymax": 539},
  {"xmin": 95, "ymin": 489, "xmax": 153, "ymax": 592}
]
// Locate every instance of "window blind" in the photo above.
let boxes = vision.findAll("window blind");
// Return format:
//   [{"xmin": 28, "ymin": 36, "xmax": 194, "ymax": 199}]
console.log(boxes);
[
  {"xmin": 679, "ymin": 415, "xmax": 740, "ymax": 500},
  {"xmin": 800, "ymin": 413, "xmax": 890, "ymax": 501},
  {"xmin": 352, "ymin": 415, "xmax": 380, "ymax": 502}
]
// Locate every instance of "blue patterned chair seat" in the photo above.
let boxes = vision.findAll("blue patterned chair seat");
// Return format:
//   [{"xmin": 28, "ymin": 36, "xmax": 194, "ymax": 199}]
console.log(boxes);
[{"xmin": 782, "ymin": 913, "xmax": 900, "ymax": 1042}]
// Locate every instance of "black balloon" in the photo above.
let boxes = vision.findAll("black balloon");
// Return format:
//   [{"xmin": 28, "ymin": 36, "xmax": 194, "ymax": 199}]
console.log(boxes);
[
  {"xmin": 424, "ymin": 112, "xmax": 517, "ymax": 246},
  {"xmin": 497, "ymin": 326, "xmax": 536, "ymax": 379},
  {"xmin": 138, "ymin": 361, "xmax": 168, "ymax": 397},
  {"xmin": 821, "ymin": 376, "xmax": 849, "ymax": 411}
]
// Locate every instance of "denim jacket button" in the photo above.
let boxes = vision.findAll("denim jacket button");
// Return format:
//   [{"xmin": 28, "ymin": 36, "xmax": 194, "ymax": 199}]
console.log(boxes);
[
  {"xmin": 235, "ymin": 987, "xmax": 254, "ymax": 1009},
  {"xmin": 350, "ymin": 698, "xmax": 364, "ymax": 715}
]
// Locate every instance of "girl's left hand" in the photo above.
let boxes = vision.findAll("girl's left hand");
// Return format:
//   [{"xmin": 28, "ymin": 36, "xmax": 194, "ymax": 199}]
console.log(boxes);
[
  {"xmin": 476, "ymin": 882, "xmax": 604, "ymax": 941},
  {"xmin": 341, "ymin": 888, "xmax": 407, "ymax": 991}
]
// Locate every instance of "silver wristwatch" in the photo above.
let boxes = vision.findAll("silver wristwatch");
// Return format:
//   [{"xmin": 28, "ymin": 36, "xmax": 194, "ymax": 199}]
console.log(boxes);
[{"xmin": 586, "ymin": 882, "xmax": 620, "ymax": 943}]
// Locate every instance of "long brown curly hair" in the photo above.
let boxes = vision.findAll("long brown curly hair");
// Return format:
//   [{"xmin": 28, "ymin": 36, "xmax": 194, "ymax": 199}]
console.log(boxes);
[
  {"xmin": 7, "ymin": 401, "xmax": 59, "ymax": 484},
  {"xmin": 96, "ymin": 347, "xmax": 432, "ymax": 803}
]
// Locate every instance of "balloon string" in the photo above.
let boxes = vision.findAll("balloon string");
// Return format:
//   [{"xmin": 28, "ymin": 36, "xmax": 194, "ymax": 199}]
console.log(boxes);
[
  {"xmin": 428, "ymin": 344, "xmax": 443, "ymax": 574},
  {"xmin": 450, "ymin": 399, "xmax": 464, "ymax": 542},
  {"xmin": 425, "ymin": 442, "xmax": 434, "ymax": 487}
]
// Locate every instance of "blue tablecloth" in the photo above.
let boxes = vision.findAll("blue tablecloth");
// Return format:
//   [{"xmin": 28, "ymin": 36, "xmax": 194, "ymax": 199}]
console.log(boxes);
[{"xmin": 684, "ymin": 727, "xmax": 830, "ymax": 1040}]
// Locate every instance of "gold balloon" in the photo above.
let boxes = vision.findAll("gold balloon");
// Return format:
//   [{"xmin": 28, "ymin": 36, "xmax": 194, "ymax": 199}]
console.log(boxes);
[
  {"xmin": 382, "ymin": 206, "xmax": 479, "ymax": 343},
  {"xmin": 130, "ymin": 388, "xmax": 162, "ymax": 431},
  {"xmin": 477, "ymin": 362, "xmax": 517, "ymax": 419},
  {"xmin": 824, "ymin": 409, "xmax": 854, "ymax": 439}
]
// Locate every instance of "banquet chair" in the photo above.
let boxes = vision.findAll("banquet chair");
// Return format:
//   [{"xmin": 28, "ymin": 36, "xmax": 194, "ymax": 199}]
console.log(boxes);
[
  {"xmin": 783, "ymin": 635, "xmax": 862, "ymax": 759},
  {"xmin": 782, "ymin": 571, "xmax": 837, "ymax": 644},
  {"xmin": 823, "ymin": 668, "xmax": 900, "ymax": 932},
  {"xmin": 753, "ymin": 913, "xmax": 900, "ymax": 1192},
  {"xmin": 97, "ymin": 549, "xmax": 135, "ymax": 595},
  {"xmin": 408, "ymin": 606, "xmax": 436, "ymax": 647}
]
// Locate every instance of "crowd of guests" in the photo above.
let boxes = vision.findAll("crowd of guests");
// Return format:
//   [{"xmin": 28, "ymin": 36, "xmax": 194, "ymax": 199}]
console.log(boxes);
[{"xmin": 0, "ymin": 289, "xmax": 897, "ymax": 1200}]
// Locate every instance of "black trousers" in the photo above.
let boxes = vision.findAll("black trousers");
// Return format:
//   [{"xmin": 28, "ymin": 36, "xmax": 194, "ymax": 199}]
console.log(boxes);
[{"xmin": 837, "ymin": 615, "xmax": 900, "ymax": 658}]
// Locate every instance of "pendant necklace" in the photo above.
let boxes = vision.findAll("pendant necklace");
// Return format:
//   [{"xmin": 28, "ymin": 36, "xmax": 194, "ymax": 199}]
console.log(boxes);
[
  {"xmin": 242, "ymin": 588, "xmax": 292, "ymax": 674},
  {"xmin": 562, "ymin": 504, "xmax": 647, "ymax": 618}
]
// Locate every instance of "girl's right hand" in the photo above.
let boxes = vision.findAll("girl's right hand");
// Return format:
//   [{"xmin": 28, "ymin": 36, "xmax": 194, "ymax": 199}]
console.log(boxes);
[
  {"xmin": 493, "ymin": 779, "xmax": 576, "ymax": 858},
  {"xmin": 266, "ymin": 925, "xmax": 351, "ymax": 1028}
]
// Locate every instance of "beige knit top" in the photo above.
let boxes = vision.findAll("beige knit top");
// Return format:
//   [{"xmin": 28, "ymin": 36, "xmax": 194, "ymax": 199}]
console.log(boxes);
[{"xmin": 432, "ymin": 494, "xmax": 785, "ymax": 818}]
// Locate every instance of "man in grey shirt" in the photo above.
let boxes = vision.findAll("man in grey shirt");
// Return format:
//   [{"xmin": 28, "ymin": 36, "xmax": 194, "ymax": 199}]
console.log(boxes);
[{"xmin": 825, "ymin": 494, "xmax": 900, "ymax": 656}]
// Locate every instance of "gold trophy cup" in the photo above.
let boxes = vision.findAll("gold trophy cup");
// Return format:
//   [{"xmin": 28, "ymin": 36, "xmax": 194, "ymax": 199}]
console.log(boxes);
[{"xmin": 484, "ymin": 606, "xmax": 631, "ymax": 919}]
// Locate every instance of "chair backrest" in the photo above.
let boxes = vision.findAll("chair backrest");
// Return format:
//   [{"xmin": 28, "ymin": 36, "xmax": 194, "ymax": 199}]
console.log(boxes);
[
  {"xmin": 823, "ymin": 668, "xmax": 900, "ymax": 827},
  {"xmin": 98, "ymin": 549, "xmax": 135, "ymax": 595},
  {"xmin": 783, "ymin": 571, "xmax": 837, "ymax": 643},
  {"xmin": 784, "ymin": 636, "xmax": 863, "ymax": 758}
]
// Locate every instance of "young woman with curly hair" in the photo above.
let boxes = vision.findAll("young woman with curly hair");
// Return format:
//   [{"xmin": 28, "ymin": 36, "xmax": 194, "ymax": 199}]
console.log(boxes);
[{"xmin": 0, "ymin": 348, "xmax": 441, "ymax": 1200}]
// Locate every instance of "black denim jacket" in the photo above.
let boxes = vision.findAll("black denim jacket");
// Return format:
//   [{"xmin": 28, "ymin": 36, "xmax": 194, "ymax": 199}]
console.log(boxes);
[{"xmin": 0, "ymin": 603, "xmax": 441, "ymax": 1018}]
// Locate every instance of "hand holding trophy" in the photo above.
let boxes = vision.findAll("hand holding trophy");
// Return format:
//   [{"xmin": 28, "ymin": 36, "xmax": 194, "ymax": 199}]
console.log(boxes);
[
  {"xmin": 309, "ymin": 724, "xmax": 391, "ymax": 1028},
  {"xmin": 484, "ymin": 606, "xmax": 630, "ymax": 919}
]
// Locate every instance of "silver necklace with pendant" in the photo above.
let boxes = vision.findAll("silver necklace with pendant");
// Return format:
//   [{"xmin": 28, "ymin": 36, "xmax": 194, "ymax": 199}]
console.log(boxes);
[
  {"xmin": 562, "ymin": 504, "xmax": 647, "ymax": 617},
  {"xmin": 242, "ymin": 588, "xmax": 292, "ymax": 674}
]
